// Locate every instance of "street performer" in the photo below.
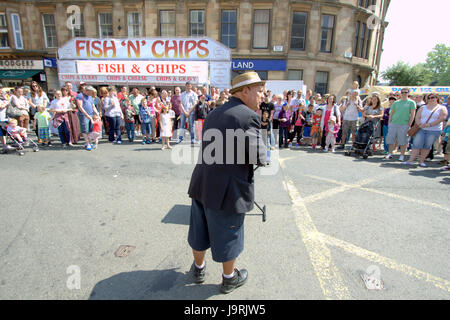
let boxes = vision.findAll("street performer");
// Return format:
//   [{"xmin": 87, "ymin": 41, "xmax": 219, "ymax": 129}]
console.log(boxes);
[{"xmin": 187, "ymin": 72, "xmax": 267, "ymax": 294}]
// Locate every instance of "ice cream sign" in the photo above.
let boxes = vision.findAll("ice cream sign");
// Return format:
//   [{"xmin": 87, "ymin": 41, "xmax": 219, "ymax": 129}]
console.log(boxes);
[{"xmin": 58, "ymin": 38, "xmax": 231, "ymax": 61}]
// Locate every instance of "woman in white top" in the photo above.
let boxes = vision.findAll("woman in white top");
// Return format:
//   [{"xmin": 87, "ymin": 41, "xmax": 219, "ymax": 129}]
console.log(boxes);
[
  {"xmin": 49, "ymin": 90, "xmax": 72, "ymax": 147},
  {"xmin": 103, "ymin": 86, "xmax": 124, "ymax": 143},
  {"xmin": 11, "ymin": 87, "xmax": 30, "ymax": 130},
  {"xmin": 404, "ymin": 94, "xmax": 448, "ymax": 167}
]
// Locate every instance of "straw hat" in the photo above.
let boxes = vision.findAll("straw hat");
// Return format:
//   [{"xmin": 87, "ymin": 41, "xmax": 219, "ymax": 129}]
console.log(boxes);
[{"xmin": 229, "ymin": 71, "xmax": 265, "ymax": 94}]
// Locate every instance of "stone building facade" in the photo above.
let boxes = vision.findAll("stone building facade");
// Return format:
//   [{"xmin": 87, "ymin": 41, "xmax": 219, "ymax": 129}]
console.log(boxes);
[{"xmin": 0, "ymin": 0, "xmax": 390, "ymax": 96}]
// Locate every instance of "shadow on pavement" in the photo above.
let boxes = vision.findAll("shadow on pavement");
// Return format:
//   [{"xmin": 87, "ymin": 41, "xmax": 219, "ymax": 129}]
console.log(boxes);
[
  {"xmin": 88, "ymin": 268, "xmax": 220, "ymax": 300},
  {"xmin": 162, "ymin": 205, "xmax": 191, "ymax": 226}
]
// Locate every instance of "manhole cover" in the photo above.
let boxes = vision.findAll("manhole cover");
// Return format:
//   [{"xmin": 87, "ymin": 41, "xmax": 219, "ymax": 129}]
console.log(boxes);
[
  {"xmin": 114, "ymin": 245, "xmax": 136, "ymax": 258},
  {"xmin": 361, "ymin": 265, "xmax": 384, "ymax": 290}
]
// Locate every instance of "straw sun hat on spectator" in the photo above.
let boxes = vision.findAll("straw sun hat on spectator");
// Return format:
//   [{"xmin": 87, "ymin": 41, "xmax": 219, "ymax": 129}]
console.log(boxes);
[{"xmin": 229, "ymin": 72, "xmax": 266, "ymax": 94}]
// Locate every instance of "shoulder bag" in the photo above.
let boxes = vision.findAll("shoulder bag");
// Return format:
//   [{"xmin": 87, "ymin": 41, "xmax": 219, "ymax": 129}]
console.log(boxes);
[{"xmin": 407, "ymin": 106, "xmax": 439, "ymax": 137}]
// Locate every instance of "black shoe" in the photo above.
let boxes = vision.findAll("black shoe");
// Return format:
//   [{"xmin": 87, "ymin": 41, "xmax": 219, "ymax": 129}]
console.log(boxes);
[
  {"xmin": 192, "ymin": 263, "xmax": 206, "ymax": 284},
  {"xmin": 220, "ymin": 268, "xmax": 248, "ymax": 294}
]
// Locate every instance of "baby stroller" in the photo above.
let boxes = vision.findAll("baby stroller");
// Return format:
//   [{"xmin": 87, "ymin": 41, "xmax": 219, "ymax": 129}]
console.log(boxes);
[
  {"xmin": 0, "ymin": 121, "xmax": 39, "ymax": 156},
  {"xmin": 344, "ymin": 121, "xmax": 378, "ymax": 159}
]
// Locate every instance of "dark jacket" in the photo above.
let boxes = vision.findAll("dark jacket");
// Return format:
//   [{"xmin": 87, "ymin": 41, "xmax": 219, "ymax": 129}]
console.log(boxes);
[{"xmin": 188, "ymin": 97, "xmax": 266, "ymax": 214}]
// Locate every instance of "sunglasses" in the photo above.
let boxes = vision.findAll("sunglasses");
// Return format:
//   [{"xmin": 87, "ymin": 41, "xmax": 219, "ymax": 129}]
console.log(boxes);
[
  {"xmin": 401, "ymin": 91, "xmax": 408, "ymax": 94},
  {"xmin": 428, "ymin": 96, "xmax": 437, "ymax": 100}
]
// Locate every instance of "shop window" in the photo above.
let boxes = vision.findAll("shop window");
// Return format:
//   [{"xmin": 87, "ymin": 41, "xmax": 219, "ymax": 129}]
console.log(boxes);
[
  {"xmin": 160, "ymin": 10, "xmax": 175, "ymax": 37},
  {"xmin": 320, "ymin": 15, "xmax": 334, "ymax": 53},
  {"xmin": 290, "ymin": 12, "xmax": 307, "ymax": 51},
  {"xmin": 0, "ymin": 13, "xmax": 8, "ymax": 48},
  {"xmin": 11, "ymin": 13, "xmax": 23, "ymax": 50},
  {"xmin": 221, "ymin": 10, "xmax": 237, "ymax": 49},
  {"xmin": 43, "ymin": 14, "xmax": 57, "ymax": 48},
  {"xmin": 71, "ymin": 13, "xmax": 85, "ymax": 38},
  {"xmin": 315, "ymin": 71, "xmax": 329, "ymax": 95},
  {"xmin": 98, "ymin": 12, "xmax": 113, "ymax": 38},
  {"xmin": 127, "ymin": 12, "xmax": 142, "ymax": 37},
  {"xmin": 190, "ymin": 10, "xmax": 205, "ymax": 36},
  {"xmin": 288, "ymin": 69, "xmax": 303, "ymax": 80},
  {"xmin": 253, "ymin": 9, "xmax": 270, "ymax": 49}
]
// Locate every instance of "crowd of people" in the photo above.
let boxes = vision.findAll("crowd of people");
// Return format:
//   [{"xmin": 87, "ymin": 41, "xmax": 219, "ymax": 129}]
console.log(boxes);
[{"xmin": 0, "ymin": 80, "xmax": 449, "ymax": 170}]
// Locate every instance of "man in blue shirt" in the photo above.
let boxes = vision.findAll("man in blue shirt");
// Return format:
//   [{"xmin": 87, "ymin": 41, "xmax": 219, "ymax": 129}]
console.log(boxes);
[{"xmin": 76, "ymin": 83, "xmax": 99, "ymax": 151}]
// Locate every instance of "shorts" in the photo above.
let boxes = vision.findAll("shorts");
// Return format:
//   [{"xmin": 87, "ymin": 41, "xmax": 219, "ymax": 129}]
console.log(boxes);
[
  {"xmin": 412, "ymin": 129, "xmax": 441, "ymax": 150},
  {"xmin": 188, "ymin": 199, "xmax": 245, "ymax": 263},
  {"xmin": 78, "ymin": 114, "xmax": 93, "ymax": 134},
  {"xmin": 88, "ymin": 131, "xmax": 101, "ymax": 141},
  {"xmin": 38, "ymin": 127, "xmax": 50, "ymax": 140},
  {"xmin": 386, "ymin": 124, "xmax": 409, "ymax": 146},
  {"xmin": 342, "ymin": 120, "xmax": 357, "ymax": 136},
  {"xmin": 134, "ymin": 114, "xmax": 141, "ymax": 125},
  {"xmin": 303, "ymin": 126, "xmax": 312, "ymax": 138},
  {"xmin": 311, "ymin": 127, "xmax": 320, "ymax": 139},
  {"xmin": 141, "ymin": 122, "xmax": 151, "ymax": 135},
  {"xmin": 0, "ymin": 126, "xmax": 6, "ymax": 137}
]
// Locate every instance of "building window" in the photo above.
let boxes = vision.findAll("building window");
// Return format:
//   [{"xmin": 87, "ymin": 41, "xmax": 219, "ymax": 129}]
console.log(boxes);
[
  {"xmin": 315, "ymin": 71, "xmax": 329, "ymax": 95},
  {"xmin": 160, "ymin": 10, "xmax": 175, "ymax": 37},
  {"xmin": 0, "ymin": 13, "xmax": 9, "ymax": 48},
  {"xmin": 190, "ymin": 10, "xmax": 205, "ymax": 36},
  {"xmin": 11, "ymin": 13, "xmax": 23, "ymax": 50},
  {"xmin": 320, "ymin": 15, "xmax": 334, "ymax": 53},
  {"xmin": 359, "ymin": 0, "xmax": 377, "ymax": 8},
  {"xmin": 354, "ymin": 21, "xmax": 360, "ymax": 56},
  {"xmin": 288, "ymin": 69, "xmax": 303, "ymax": 80},
  {"xmin": 127, "ymin": 12, "xmax": 142, "ymax": 37},
  {"xmin": 43, "ymin": 14, "xmax": 57, "ymax": 48},
  {"xmin": 71, "ymin": 13, "xmax": 85, "ymax": 38},
  {"xmin": 253, "ymin": 9, "xmax": 270, "ymax": 49},
  {"xmin": 291, "ymin": 12, "xmax": 307, "ymax": 51},
  {"xmin": 354, "ymin": 21, "xmax": 370, "ymax": 59},
  {"xmin": 221, "ymin": 10, "xmax": 237, "ymax": 49},
  {"xmin": 98, "ymin": 12, "xmax": 113, "ymax": 38}
]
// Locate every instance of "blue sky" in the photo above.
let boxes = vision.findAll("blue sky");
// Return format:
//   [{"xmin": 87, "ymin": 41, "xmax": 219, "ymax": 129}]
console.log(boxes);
[{"xmin": 379, "ymin": 0, "xmax": 450, "ymax": 74}]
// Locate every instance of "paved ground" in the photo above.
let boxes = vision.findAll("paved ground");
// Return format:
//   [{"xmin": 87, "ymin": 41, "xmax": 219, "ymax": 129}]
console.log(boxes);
[{"xmin": 0, "ymin": 134, "xmax": 449, "ymax": 300}]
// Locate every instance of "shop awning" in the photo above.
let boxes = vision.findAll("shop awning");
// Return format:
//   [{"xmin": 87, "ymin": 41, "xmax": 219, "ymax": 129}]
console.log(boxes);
[{"xmin": 0, "ymin": 69, "xmax": 41, "ymax": 80}]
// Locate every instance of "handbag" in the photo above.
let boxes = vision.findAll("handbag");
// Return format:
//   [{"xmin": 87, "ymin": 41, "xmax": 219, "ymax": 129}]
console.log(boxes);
[
  {"xmin": 6, "ymin": 101, "xmax": 22, "ymax": 118},
  {"xmin": 407, "ymin": 106, "xmax": 438, "ymax": 137}
]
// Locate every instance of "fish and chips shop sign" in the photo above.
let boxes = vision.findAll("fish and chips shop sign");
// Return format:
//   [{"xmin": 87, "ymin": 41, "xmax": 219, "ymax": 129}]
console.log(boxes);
[{"xmin": 57, "ymin": 37, "xmax": 231, "ymax": 88}]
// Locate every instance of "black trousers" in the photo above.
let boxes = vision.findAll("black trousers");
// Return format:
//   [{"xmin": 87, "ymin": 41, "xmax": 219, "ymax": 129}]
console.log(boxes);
[
  {"xmin": 279, "ymin": 126, "xmax": 289, "ymax": 147},
  {"xmin": 291, "ymin": 126, "xmax": 303, "ymax": 144}
]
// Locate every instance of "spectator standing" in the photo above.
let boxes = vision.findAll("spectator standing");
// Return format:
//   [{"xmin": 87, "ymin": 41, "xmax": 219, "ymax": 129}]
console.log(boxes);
[
  {"xmin": 10, "ymin": 87, "xmax": 30, "ymax": 131},
  {"xmin": 103, "ymin": 87, "xmax": 124, "ymax": 144},
  {"xmin": 76, "ymin": 84, "xmax": 99, "ymax": 151},
  {"xmin": 28, "ymin": 81, "xmax": 49, "ymax": 136},
  {"xmin": 362, "ymin": 94, "xmax": 383, "ymax": 150},
  {"xmin": 49, "ymin": 89, "xmax": 72, "ymax": 147},
  {"xmin": 194, "ymin": 95, "xmax": 209, "ymax": 142},
  {"xmin": 403, "ymin": 94, "xmax": 448, "ymax": 167},
  {"xmin": 382, "ymin": 97, "xmax": 396, "ymax": 154},
  {"xmin": 340, "ymin": 90, "xmax": 363, "ymax": 147},
  {"xmin": 129, "ymin": 87, "xmax": 144, "ymax": 136},
  {"xmin": 178, "ymin": 82, "xmax": 198, "ymax": 144},
  {"xmin": 320, "ymin": 95, "xmax": 341, "ymax": 150},
  {"xmin": 384, "ymin": 88, "xmax": 416, "ymax": 161},
  {"xmin": 171, "ymin": 87, "xmax": 182, "ymax": 132}
]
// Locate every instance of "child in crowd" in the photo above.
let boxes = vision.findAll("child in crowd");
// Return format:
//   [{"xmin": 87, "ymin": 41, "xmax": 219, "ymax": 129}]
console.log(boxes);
[
  {"xmin": 124, "ymin": 99, "xmax": 136, "ymax": 142},
  {"xmin": 303, "ymin": 104, "xmax": 314, "ymax": 146},
  {"xmin": 159, "ymin": 106, "xmax": 172, "ymax": 150},
  {"xmin": 324, "ymin": 115, "xmax": 339, "ymax": 153},
  {"xmin": 310, "ymin": 108, "xmax": 323, "ymax": 150},
  {"xmin": 6, "ymin": 118, "xmax": 27, "ymax": 144},
  {"xmin": 139, "ymin": 98, "xmax": 152, "ymax": 145},
  {"xmin": 34, "ymin": 105, "xmax": 52, "ymax": 147},
  {"xmin": 88, "ymin": 115, "xmax": 102, "ymax": 150},
  {"xmin": 278, "ymin": 103, "xmax": 290, "ymax": 148},
  {"xmin": 261, "ymin": 111, "xmax": 271, "ymax": 163},
  {"xmin": 291, "ymin": 103, "xmax": 306, "ymax": 146}
]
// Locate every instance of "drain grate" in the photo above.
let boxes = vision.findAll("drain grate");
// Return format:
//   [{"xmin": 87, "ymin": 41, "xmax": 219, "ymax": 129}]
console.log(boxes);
[{"xmin": 114, "ymin": 245, "xmax": 136, "ymax": 258}]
